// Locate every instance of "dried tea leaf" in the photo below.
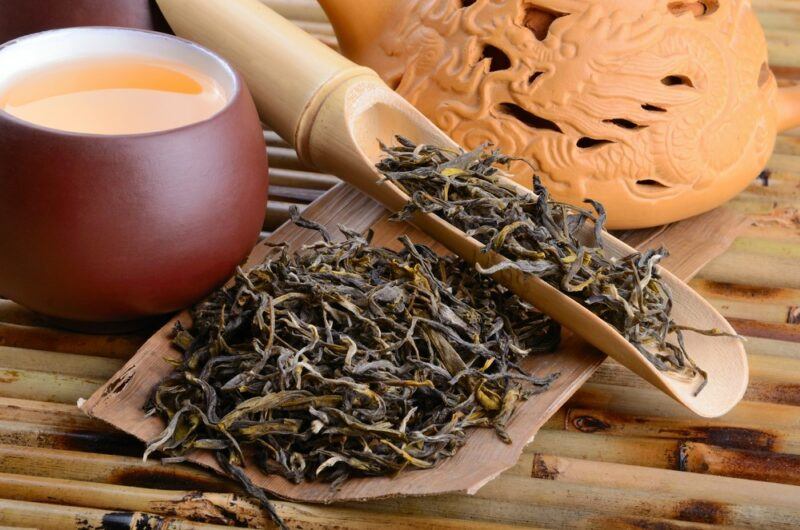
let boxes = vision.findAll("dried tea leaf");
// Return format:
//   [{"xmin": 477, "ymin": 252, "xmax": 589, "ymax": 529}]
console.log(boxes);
[
  {"xmin": 378, "ymin": 136, "xmax": 734, "ymax": 391},
  {"xmin": 145, "ymin": 213, "xmax": 561, "ymax": 520}
]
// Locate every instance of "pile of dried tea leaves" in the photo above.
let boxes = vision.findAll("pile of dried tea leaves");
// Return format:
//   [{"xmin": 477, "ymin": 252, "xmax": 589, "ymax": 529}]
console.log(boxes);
[
  {"xmin": 378, "ymin": 136, "xmax": 724, "ymax": 394},
  {"xmin": 144, "ymin": 211, "xmax": 559, "ymax": 522}
]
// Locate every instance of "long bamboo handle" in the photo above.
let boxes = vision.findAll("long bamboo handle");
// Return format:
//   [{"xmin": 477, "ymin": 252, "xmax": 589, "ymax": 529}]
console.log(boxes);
[{"xmin": 156, "ymin": 0, "xmax": 376, "ymax": 160}]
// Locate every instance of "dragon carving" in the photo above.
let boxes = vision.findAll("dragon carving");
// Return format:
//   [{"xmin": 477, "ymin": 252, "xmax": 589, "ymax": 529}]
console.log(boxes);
[{"xmin": 343, "ymin": 0, "xmax": 778, "ymax": 227}]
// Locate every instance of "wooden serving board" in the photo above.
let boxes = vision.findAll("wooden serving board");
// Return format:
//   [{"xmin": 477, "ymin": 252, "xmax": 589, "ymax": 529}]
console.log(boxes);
[{"xmin": 80, "ymin": 183, "xmax": 747, "ymax": 503}]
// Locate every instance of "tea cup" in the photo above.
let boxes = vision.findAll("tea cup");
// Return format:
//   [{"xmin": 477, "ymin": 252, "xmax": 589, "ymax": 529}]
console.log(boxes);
[
  {"xmin": 0, "ymin": 0, "xmax": 169, "ymax": 44},
  {"xmin": 0, "ymin": 27, "xmax": 269, "ymax": 326}
]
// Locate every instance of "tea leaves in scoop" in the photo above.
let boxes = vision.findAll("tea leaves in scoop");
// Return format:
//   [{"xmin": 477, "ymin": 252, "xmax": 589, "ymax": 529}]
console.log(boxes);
[{"xmin": 378, "ymin": 136, "xmax": 735, "ymax": 394}]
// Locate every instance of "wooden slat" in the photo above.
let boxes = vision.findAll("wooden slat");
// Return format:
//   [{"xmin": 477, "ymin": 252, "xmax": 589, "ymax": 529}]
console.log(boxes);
[
  {"xmin": 0, "ymin": 473, "xmax": 513, "ymax": 530},
  {"xmin": 0, "ymin": 322, "xmax": 143, "ymax": 359},
  {"xmin": 564, "ymin": 382, "xmax": 800, "ymax": 428},
  {"xmin": 0, "ymin": 367, "xmax": 102, "ymax": 404},
  {"xmin": 268, "ymin": 167, "xmax": 338, "ymax": 190},
  {"xmin": 0, "ymin": 498, "xmax": 235, "ymax": 530},
  {"xmin": 587, "ymin": 354, "xmax": 800, "ymax": 406},
  {"xmin": 562, "ymin": 406, "xmax": 800, "ymax": 454},
  {"xmin": 0, "ymin": 444, "xmax": 237, "ymax": 493}
]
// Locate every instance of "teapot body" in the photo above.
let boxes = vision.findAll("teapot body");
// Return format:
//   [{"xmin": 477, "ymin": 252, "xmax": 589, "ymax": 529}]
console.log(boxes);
[{"xmin": 324, "ymin": 0, "xmax": 781, "ymax": 228}]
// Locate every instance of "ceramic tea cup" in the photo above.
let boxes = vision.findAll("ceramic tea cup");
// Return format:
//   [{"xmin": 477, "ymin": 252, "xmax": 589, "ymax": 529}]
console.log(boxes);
[
  {"xmin": 0, "ymin": 0, "xmax": 169, "ymax": 44},
  {"xmin": 0, "ymin": 27, "xmax": 269, "ymax": 326}
]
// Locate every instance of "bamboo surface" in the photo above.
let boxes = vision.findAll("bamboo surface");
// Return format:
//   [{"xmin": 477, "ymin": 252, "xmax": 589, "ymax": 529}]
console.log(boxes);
[{"xmin": 0, "ymin": 1, "xmax": 799, "ymax": 528}]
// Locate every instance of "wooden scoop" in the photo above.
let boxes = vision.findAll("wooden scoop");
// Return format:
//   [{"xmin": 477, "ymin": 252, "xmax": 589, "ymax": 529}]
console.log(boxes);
[{"xmin": 157, "ymin": 0, "xmax": 748, "ymax": 417}]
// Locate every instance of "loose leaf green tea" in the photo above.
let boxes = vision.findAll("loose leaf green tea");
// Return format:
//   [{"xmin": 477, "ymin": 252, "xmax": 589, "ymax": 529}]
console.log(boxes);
[
  {"xmin": 145, "ymin": 211, "xmax": 559, "ymax": 525},
  {"xmin": 378, "ymin": 136, "xmax": 726, "ymax": 394}
]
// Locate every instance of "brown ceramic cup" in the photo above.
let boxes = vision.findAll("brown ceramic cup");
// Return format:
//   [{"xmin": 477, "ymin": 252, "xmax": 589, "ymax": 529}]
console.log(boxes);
[
  {"xmin": 0, "ymin": 0, "xmax": 170, "ymax": 44},
  {"xmin": 0, "ymin": 27, "xmax": 269, "ymax": 325}
]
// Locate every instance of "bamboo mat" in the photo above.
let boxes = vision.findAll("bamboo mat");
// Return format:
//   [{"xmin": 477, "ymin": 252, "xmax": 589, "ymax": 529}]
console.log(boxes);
[{"xmin": 1, "ymin": 1, "xmax": 800, "ymax": 528}]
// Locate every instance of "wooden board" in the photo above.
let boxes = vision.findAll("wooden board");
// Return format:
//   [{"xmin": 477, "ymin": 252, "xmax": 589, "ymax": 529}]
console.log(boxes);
[{"xmin": 81, "ymin": 183, "xmax": 747, "ymax": 503}]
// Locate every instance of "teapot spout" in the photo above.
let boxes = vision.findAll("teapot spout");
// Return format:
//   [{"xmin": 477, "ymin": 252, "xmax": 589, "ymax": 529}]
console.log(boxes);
[
  {"xmin": 778, "ymin": 85, "xmax": 800, "ymax": 133},
  {"xmin": 318, "ymin": 0, "xmax": 398, "ymax": 62}
]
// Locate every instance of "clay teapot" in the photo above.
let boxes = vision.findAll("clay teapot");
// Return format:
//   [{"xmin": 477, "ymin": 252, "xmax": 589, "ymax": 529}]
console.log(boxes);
[{"xmin": 320, "ymin": 0, "xmax": 800, "ymax": 228}]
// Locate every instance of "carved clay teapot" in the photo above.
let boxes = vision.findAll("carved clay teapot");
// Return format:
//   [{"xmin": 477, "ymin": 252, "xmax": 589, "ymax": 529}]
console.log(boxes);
[{"xmin": 320, "ymin": 0, "xmax": 800, "ymax": 228}]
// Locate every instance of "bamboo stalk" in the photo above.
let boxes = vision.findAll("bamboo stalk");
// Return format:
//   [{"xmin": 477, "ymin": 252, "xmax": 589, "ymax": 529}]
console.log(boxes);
[
  {"xmin": 0, "ymin": 346, "xmax": 123, "ymax": 379},
  {"xmin": 267, "ymin": 167, "xmax": 339, "ymax": 190},
  {"xmin": 727, "ymin": 197, "xmax": 800, "ymax": 220},
  {"xmin": 0, "ymin": 419, "xmax": 140, "ymax": 456},
  {"xmin": 0, "ymin": 366, "xmax": 102, "ymax": 404},
  {"xmin": 690, "ymin": 278, "xmax": 800, "ymax": 308},
  {"xmin": 767, "ymin": 30, "xmax": 800, "ymax": 69},
  {"xmin": 0, "ymin": 446, "xmax": 727, "ymax": 529},
  {"xmin": 345, "ymin": 493, "xmax": 719, "ymax": 529},
  {"xmin": 740, "ymin": 223, "xmax": 800, "ymax": 251},
  {"xmin": 563, "ymin": 407, "xmax": 800, "ymax": 454},
  {"xmin": 263, "ymin": 130, "xmax": 290, "ymax": 148},
  {"xmin": 364, "ymin": 472, "xmax": 800, "ymax": 529},
  {"xmin": 743, "ymin": 335, "xmax": 800, "ymax": 361},
  {"xmin": 0, "ymin": 397, "xmax": 106, "ymax": 431},
  {"xmin": 680, "ymin": 441, "xmax": 800, "ymax": 486},
  {"xmin": 528, "ymin": 426, "xmax": 800, "ymax": 487},
  {"xmin": 0, "ymin": 444, "xmax": 236, "ymax": 493},
  {"xmin": 747, "ymin": 337, "xmax": 800, "ymax": 360},
  {"xmin": 757, "ymin": 11, "xmax": 800, "ymax": 35},
  {"xmin": 768, "ymin": 152, "xmax": 800, "ymax": 174},
  {"xmin": 698, "ymin": 248, "xmax": 800, "ymax": 291},
  {"xmin": 0, "ymin": 322, "xmax": 144, "ymax": 359},
  {"xmin": 563, "ymin": 382, "xmax": 800, "ymax": 431},
  {"xmin": 570, "ymin": 516, "xmax": 719, "ymax": 529},
  {"xmin": 482, "ymin": 461, "xmax": 800, "ymax": 528},
  {"xmin": 268, "ymin": 184, "xmax": 325, "ymax": 203},
  {"xmin": 689, "ymin": 279, "xmax": 800, "ymax": 323},
  {"xmin": 526, "ymin": 453, "xmax": 800, "ymax": 510},
  {"xmin": 0, "ymin": 498, "xmax": 236, "ymax": 530},
  {"xmin": 587, "ymin": 355, "xmax": 800, "ymax": 406},
  {"xmin": 267, "ymin": 146, "xmax": 317, "ymax": 172},
  {"xmin": 729, "ymin": 318, "xmax": 800, "ymax": 345},
  {"xmin": 0, "ymin": 472, "xmax": 514, "ymax": 530},
  {"xmin": 750, "ymin": 351, "xmax": 800, "ymax": 381},
  {"xmin": 528, "ymin": 429, "xmax": 680, "ymax": 469},
  {"xmin": 727, "ymin": 200, "xmax": 799, "ymax": 225},
  {"xmin": 741, "ymin": 167, "xmax": 800, "ymax": 195},
  {"xmin": 752, "ymin": 0, "xmax": 800, "ymax": 15},
  {"xmin": 274, "ymin": 502, "xmax": 527, "ymax": 530},
  {"xmin": 0, "ymin": 472, "xmax": 270, "ymax": 528},
  {"xmin": 748, "ymin": 382, "xmax": 800, "ymax": 406}
]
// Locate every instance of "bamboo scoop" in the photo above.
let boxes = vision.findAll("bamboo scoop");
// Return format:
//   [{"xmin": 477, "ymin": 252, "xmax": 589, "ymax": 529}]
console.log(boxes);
[{"xmin": 157, "ymin": 0, "xmax": 748, "ymax": 417}]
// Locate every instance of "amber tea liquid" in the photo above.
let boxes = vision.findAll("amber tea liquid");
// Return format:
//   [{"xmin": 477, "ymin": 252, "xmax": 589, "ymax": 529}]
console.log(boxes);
[{"xmin": 0, "ymin": 56, "xmax": 227, "ymax": 134}]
